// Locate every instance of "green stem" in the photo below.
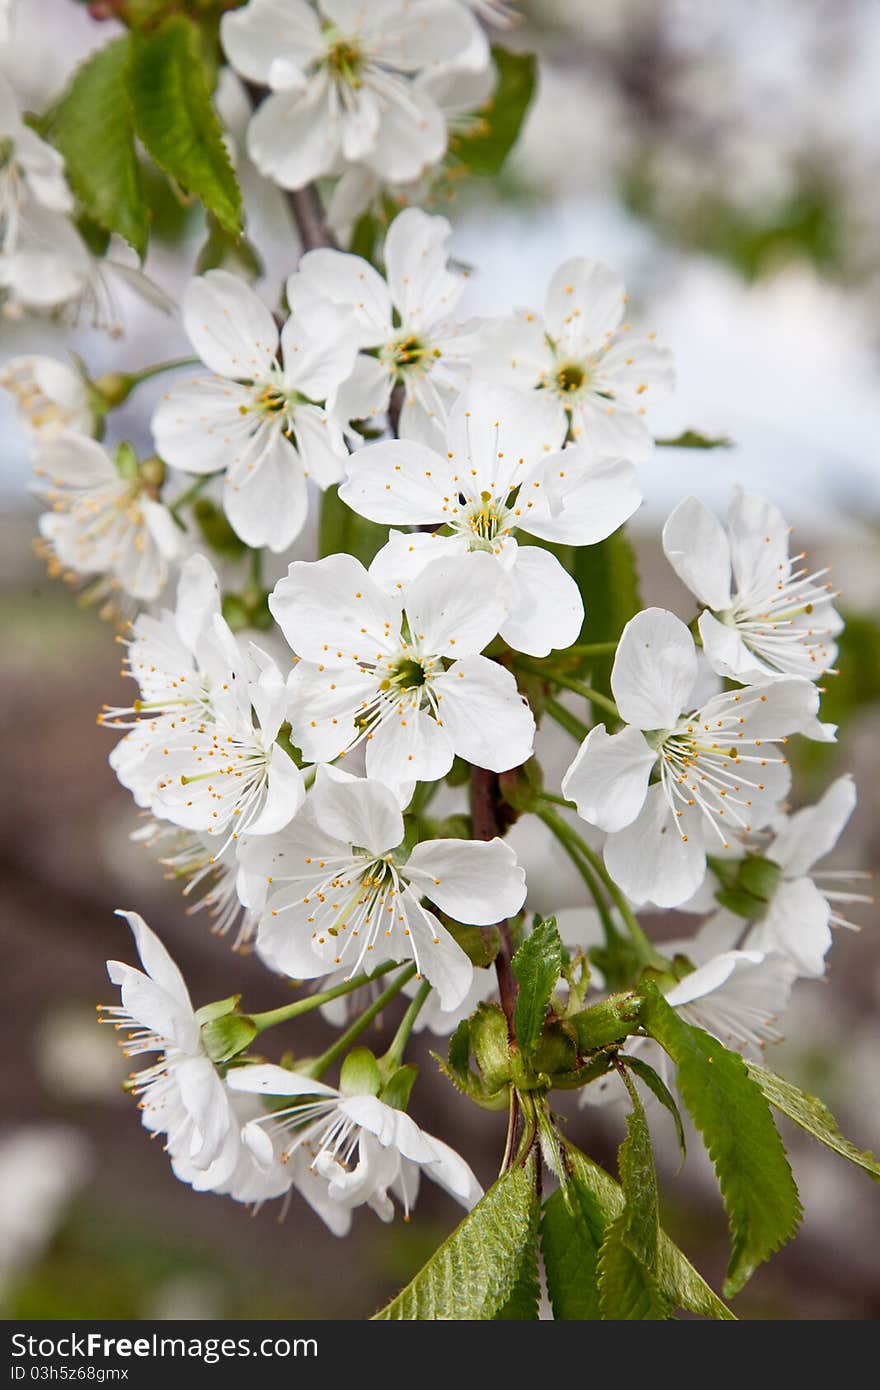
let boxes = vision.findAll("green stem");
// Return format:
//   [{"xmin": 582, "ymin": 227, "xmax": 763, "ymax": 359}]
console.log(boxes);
[
  {"xmin": 169, "ymin": 475, "xmax": 211, "ymax": 519},
  {"xmin": 248, "ymin": 546, "xmax": 263, "ymax": 588},
  {"xmin": 535, "ymin": 806, "xmax": 617, "ymax": 947},
  {"xmin": 538, "ymin": 790, "xmax": 575, "ymax": 809},
  {"xmin": 128, "ymin": 356, "xmax": 201, "ymax": 386},
  {"xmin": 544, "ymin": 696, "xmax": 589, "ymax": 742},
  {"xmin": 308, "ymin": 964, "xmax": 417, "ymax": 1079},
  {"xmin": 249, "ymin": 959, "xmax": 401, "ymax": 1033},
  {"xmin": 565, "ymin": 641, "xmax": 619, "ymax": 658},
  {"xmin": 537, "ymin": 806, "xmax": 665, "ymax": 968},
  {"xmin": 519, "ymin": 661, "xmax": 619, "ymax": 720},
  {"xmin": 381, "ymin": 979, "xmax": 431, "ymax": 1071}
]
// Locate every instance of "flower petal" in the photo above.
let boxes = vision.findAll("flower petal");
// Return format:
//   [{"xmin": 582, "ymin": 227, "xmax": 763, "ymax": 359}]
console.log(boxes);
[
  {"xmin": 224, "ymin": 428, "xmax": 309, "ymax": 552},
  {"xmin": 246, "ymin": 76, "xmax": 339, "ymax": 189},
  {"xmin": 561, "ymin": 724, "xmax": 656, "ymax": 833},
  {"xmin": 662, "ymin": 497, "xmax": 733, "ymax": 611},
  {"xmin": 183, "ymin": 271, "xmax": 278, "ymax": 381},
  {"xmin": 431, "ymin": 655, "xmax": 535, "ymax": 772},
  {"xmin": 407, "ymin": 836, "xmax": 526, "ymax": 924},
  {"xmin": 525, "ymin": 450, "xmax": 641, "ymax": 547},
  {"xmin": 221, "ymin": 0, "xmax": 322, "ymax": 84},
  {"xmin": 312, "ymin": 764, "xmax": 404, "ymax": 856},
  {"xmin": 384, "ymin": 207, "xmax": 464, "ymax": 332},
  {"xmin": 499, "ymin": 544, "xmax": 583, "ymax": 657},
  {"xmin": 745, "ymin": 877, "xmax": 832, "ymax": 979},
  {"xmin": 604, "ymin": 784, "xmax": 707, "ymax": 908},
  {"xmin": 611, "ymin": 608, "xmax": 698, "ymax": 729},
  {"xmin": 768, "ymin": 774, "xmax": 857, "ymax": 876},
  {"xmin": 271, "ymin": 553, "xmax": 401, "ymax": 661},
  {"xmin": 545, "ymin": 257, "xmax": 625, "ymax": 349}
]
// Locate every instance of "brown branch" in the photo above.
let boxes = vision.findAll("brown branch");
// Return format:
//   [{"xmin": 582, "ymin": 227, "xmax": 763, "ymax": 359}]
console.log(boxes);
[
  {"xmin": 470, "ymin": 766, "xmax": 518, "ymax": 1039},
  {"xmin": 285, "ymin": 185, "xmax": 339, "ymax": 253}
]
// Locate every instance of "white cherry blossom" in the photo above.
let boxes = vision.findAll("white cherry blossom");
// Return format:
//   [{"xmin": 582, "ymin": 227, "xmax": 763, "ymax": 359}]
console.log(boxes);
[
  {"xmin": 562, "ymin": 607, "xmax": 821, "ymax": 908},
  {"xmin": 229, "ymin": 1060, "xmax": 482, "ymax": 1231},
  {"xmin": 700, "ymin": 775, "xmax": 864, "ymax": 979},
  {"xmin": 152, "ymin": 270, "xmax": 355, "ymax": 552},
  {"xmin": 0, "ymin": 355, "xmax": 93, "ymax": 439},
  {"xmin": 473, "ymin": 256, "xmax": 674, "ymax": 462},
  {"xmin": 325, "ymin": 62, "xmax": 497, "ymax": 241},
  {"xmin": 242, "ymin": 764, "xmax": 526, "ymax": 1010},
  {"xmin": 342, "ymin": 384, "xmax": 640, "ymax": 656},
  {"xmin": 33, "ymin": 432, "xmax": 179, "ymax": 607},
  {"xmin": 133, "ymin": 820, "xmax": 266, "ymax": 952},
  {"xmin": 271, "ymin": 548, "xmax": 535, "ymax": 795},
  {"xmin": 101, "ymin": 554, "xmax": 305, "ymax": 838},
  {"xmin": 101, "ymin": 911, "xmax": 241, "ymax": 1189},
  {"xmin": 221, "ymin": 0, "xmax": 487, "ymax": 192},
  {"xmin": 662, "ymin": 490, "xmax": 842, "ymax": 692},
  {"xmin": 289, "ymin": 207, "xmax": 473, "ymax": 447},
  {"xmin": 662, "ymin": 918, "xmax": 799, "ymax": 1056}
]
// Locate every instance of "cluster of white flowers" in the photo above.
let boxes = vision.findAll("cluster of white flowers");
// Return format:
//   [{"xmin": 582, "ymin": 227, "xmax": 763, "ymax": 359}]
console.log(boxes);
[{"xmin": 2, "ymin": 0, "xmax": 864, "ymax": 1247}]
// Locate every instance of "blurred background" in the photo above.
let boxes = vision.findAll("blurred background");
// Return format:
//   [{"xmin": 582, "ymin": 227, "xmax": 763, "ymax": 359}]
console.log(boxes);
[{"xmin": 1, "ymin": 0, "xmax": 879, "ymax": 1320}]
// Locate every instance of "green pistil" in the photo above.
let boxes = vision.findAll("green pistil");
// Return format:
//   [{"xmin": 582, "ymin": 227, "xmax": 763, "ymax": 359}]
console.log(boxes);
[
  {"xmin": 389, "ymin": 657, "xmax": 427, "ymax": 690},
  {"xmin": 556, "ymin": 361, "xmax": 587, "ymax": 394},
  {"xmin": 326, "ymin": 36, "xmax": 364, "ymax": 87}
]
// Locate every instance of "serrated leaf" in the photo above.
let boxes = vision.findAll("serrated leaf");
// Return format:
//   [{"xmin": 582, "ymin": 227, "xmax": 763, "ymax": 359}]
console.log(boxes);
[
  {"xmin": 595, "ymin": 1070, "xmax": 671, "ymax": 1319},
  {"xmin": 127, "ymin": 17, "xmax": 241, "ymax": 235},
  {"xmin": 597, "ymin": 1218, "xmax": 672, "ymax": 1320},
  {"xmin": 512, "ymin": 916, "xmax": 565, "ymax": 1061},
  {"xmin": 544, "ymin": 1145, "xmax": 734, "ymax": 1320},
  {"xmin": 640, "ymin": 984, "xmax": 801, "ymax": 1296},
  {"xmin": 541, "ymin": 1170, "xmax": 605, "ymax": 1319},
  {"xmin": 746, "ymin": 1061, "xmax": 880, "ymax": 1181},
  {"xmin": 614, "ymin": 1074, "xmax": 659, "ymax": 1268},
  {"xmin": 621, "ymin": 1054, "xmax": 687, "ymax": 1165},
  {"xmin": 452, "ymin": 48, "xmax": 536, "ymax": 178},
  {"xmin": 655, "ymin": 429, "xmax": 732, "ymax": 449},
  {"xmin": 493, "ymin": 1193, "xmax": 541, "ymax": 1320},
  {"xmin": 373, "ymin": 1154, "xmax": 538, "ymax": 1320},
  {"xmin": 318, "ymin": 485, "xmax": 387, "ymax": 567},
  {"xmin": 571, "ymin": 527, "xmax": 641, "ymax": 714},
  {"xmin": 46, "ymin": 39, "xmax": 149, "ymax": 258}
]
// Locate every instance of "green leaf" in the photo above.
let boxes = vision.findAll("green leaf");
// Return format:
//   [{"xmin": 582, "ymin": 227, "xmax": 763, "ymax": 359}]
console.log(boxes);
[
  {"xmin": 318, "ymin": 485, "xmax": 387, "ymax": 568},
  {"xmin": 655, "ymin": 429, "xmax": 732, "ymax": 449},
  {"xmin": 597, "ymin": 1072, "xmax": 671, "ymax": 1319},
  {"xmin": 571, "ymin": 527, "xmax": 641, "ymax": 714},
  {"xmin": 195, "ymin": 213, "xmax": 263, "ymax": 280},
  {"xmin": 512, "ymin": 916, "xmax": 565, "ymax": 1061},
  {"xmin": 613, "ymin": 1076, "xmax": 660, "ymax": 1268},
  {"xmin": 46, "ymin": 39, "xmax": 149, "ymax": 258},
  {"xmin": 597, "ymin": 1221, "xmax": 671, "ymax": 1320},
  {"xmin": 126, "ymin": 17, "xmax": 241, "ymax": 235},
  {"xmin": 493, "ymin": 1194, "xmax": 541, "ymax": 1320},
  {"xmin": 746, "ymin": 1061, "xmax": 880, "ymax": 1181},
  {"xmin": 452, "ymin": 48, "xmax": 536, "ymax": 178},
  {"xmin": 640, "ymin": 984, "xmax": 801, "ymax": 1296},
  {"xmin": 544, "ymin": 1145, "xmax": 735, "ymax": 1320},
  {"xmin": 621, "ymin": 1054, "xmax": 687, "ymax": 1165},
  {"xmin": 373, "ymin": 1154, "xmax": 539, "ymax": 1320},
  {"xmin": 541, "ymin": 1169, "xmax": 605, "ymax": 1319}
]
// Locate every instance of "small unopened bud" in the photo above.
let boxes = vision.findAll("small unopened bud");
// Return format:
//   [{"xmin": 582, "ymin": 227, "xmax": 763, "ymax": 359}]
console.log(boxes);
[
  {"xmin": 93, "ymin": 371, "xmax": 135, "ymax": 408},
  {"xmin": 138, "ymin": 455, "xmax": 166, "ymax": 495}
]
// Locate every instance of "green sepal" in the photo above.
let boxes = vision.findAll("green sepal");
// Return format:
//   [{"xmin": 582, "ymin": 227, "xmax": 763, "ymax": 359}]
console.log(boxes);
[
  {"xmin": 200, "ymin": 1008, "xmax": 258, "ymax": 1065},
  {"xmin": 339, "ymin": 1047, "xmax": 382, "ymax": 1098},
  {"xmin": 569, "ymin": 991, "xmax": 643, "ymax": 1052},
  {"xmin": 443, "ymin": 924, "xmax": 500, "ymax": 969},
  {"xmin": 469, "ymin": 1002, "xmax": 511, "ymax": 1093},
  {"xmin": 113, "ymin": 441, "xmax": 139, "ymax": 481},
  {"xmin": 379, "ymin": 1063, "xmax": 418, "ymax": 1112}
]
